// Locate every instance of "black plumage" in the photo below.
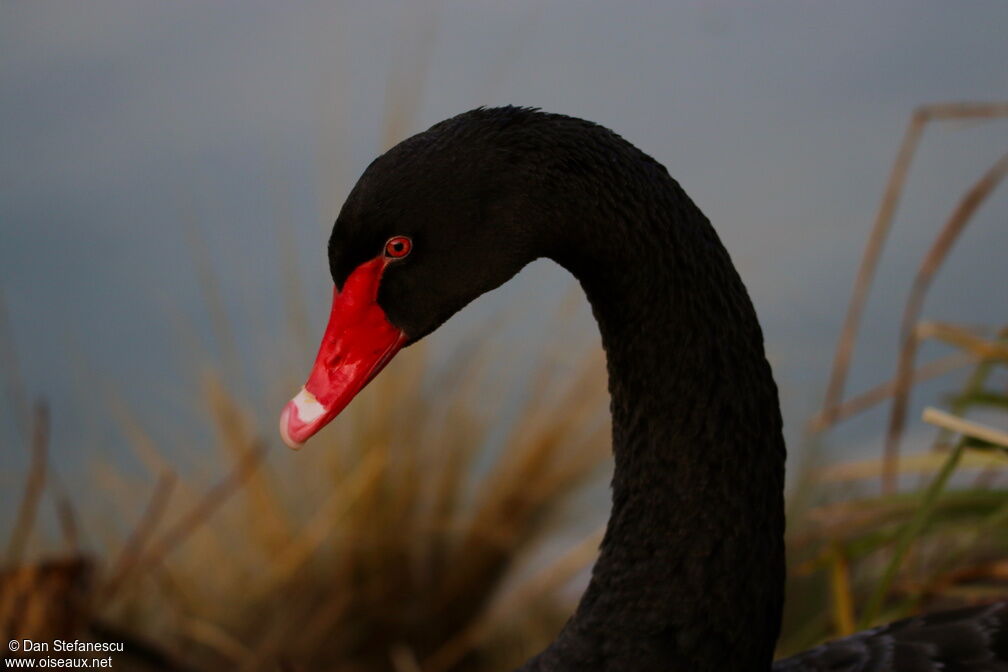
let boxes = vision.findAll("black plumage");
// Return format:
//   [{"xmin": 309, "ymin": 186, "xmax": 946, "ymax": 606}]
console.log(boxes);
[
  {"xmin": 324, "ymin": 106, "xmax": 1008, "ymax": 671},
  {"xmin": 775, "ymin": 603, "xmax": 1008, "ymax": 672}
]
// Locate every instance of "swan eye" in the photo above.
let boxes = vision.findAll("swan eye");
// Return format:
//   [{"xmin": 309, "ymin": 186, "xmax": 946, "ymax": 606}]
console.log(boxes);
[{"xmin": 384, "ymin": 236, "xmax": 412, "ymax": 259}]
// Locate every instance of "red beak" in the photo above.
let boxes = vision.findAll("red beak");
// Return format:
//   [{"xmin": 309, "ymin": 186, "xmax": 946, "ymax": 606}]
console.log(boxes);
[{"xmin": 280, "ymin": 257, "xmax": 406, "ymax": 449}]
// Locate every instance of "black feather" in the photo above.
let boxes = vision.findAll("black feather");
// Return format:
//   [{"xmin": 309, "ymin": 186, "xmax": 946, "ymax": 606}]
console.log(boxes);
[{"xmin": 324, "ymin": 107, "xmax": 1008, "ymax": 672}]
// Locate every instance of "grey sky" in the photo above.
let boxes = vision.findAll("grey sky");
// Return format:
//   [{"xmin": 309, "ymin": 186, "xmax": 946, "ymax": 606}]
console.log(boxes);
[{"xmin": 2, "ymin": 1, "xmax": 1007, "ymax": 511}]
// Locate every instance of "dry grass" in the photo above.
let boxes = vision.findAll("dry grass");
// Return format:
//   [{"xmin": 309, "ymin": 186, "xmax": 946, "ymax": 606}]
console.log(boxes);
[
  {"xmin": 2, "ymin": 310, "xmax": 611, "ymax": 671},
  {"xmin": 782, "ymin": 101, "xmax": 1008, "ymax": 652}
]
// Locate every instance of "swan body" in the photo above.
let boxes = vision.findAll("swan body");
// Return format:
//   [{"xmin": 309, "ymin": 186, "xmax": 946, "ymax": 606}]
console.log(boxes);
[
  {"xmin": 775, "ymin": 603, "xmax": 1008, "ymax": 671},
  {"xmin": 281, "ymin": 107, "xmax": 1008, "ymax": 671}
]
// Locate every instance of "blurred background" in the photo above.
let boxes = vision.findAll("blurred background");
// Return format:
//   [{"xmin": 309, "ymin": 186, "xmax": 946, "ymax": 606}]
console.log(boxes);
[{"xmin": 2, "ymin": 2, "xmax": 1007, "ymax": 670}]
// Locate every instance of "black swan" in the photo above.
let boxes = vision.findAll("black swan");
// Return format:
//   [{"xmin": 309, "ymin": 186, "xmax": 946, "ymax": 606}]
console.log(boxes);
[{"xmin": 279, "ymin": 107, "xmax": 1008, "ymax": 671}]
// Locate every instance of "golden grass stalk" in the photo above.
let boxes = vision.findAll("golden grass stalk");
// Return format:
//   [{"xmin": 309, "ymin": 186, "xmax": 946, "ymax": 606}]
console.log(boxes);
[
  {"xmin": 922, "ymin": 407, "xmax": 1008, "ymax": 451},
  {"xmin": 104, "ymin": 471, "xmax": 176, "ymax": 598},
  {"xmin": 916, "ymin": 322, "xmax": 1008, "ymax": 361},
  {"xmin": 807, "ymin": 351, "xmax": 975, "ymax": 432},
  {"xmin": 820, "ymin": 101, "xmax": 1008, "ymax": 427},
  {"xmin": 422, "ymin": 525, "xmax": 606, "ymax": 672},
  {"xmin": 881, "ymin": 151, "xmax": 1008, "ymax": 491},
  {"xmin": 817, "ymin": 450, "xmax": 1008, "ymax": 483},
  {"xmin": 827, "ymin": 544, "xmax": 855, "ymax": 636},
  {"xmin": 0, "ymin": 289, "xmax": 29, "ymax": 441},
  {"xmin": 6, "ymin": 403, "xmax": 49, "ymax": 566}
]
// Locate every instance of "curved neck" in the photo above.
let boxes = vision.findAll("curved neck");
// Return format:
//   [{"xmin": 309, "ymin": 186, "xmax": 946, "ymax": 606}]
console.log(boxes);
[{"xmin": 523, "ymin": 149, "xmax": 786, "ymax": 671}]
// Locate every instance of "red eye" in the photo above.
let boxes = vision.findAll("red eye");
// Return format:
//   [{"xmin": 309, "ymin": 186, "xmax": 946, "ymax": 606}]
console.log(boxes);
[{"xmin": 384, "ymin": 236, "xmax": 412, "ymax": 259}]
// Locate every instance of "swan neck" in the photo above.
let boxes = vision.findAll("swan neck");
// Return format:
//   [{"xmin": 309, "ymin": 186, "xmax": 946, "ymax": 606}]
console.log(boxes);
[{"xmin": 531, "ymin": 169, "xmax": 786, "ymax": 671}]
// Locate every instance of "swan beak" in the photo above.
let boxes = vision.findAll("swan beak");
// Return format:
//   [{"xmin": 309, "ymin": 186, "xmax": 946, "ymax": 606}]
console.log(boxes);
[{"xmin": 280, "ymin": 257, "xmax": 406, "ymax": 449}]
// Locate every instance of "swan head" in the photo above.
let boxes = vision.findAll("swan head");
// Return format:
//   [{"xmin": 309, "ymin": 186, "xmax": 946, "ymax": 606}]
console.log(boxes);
[{"xmin": 280, "ymin": 107, "xmax": 555, "ymax": 448}]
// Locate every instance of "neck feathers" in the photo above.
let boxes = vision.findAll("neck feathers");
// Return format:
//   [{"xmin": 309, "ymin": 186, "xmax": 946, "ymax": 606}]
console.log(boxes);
[{"xmin": 527, "ymin": 146, "xmax": 786, "ymax": 671}]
